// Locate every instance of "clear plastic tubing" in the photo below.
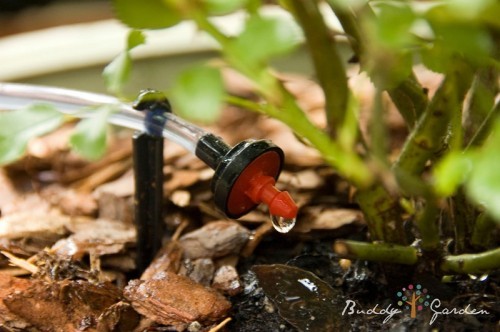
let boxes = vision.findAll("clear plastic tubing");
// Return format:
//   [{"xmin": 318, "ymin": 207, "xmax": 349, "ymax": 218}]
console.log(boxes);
[{"xmin": 0, "ymin": 82, "xmax": 207, "ymax": 153}]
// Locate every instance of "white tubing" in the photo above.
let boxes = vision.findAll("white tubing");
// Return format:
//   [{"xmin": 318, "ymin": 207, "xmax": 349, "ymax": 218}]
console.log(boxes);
[{"xmin": 0, "ymin": 82, "xmax": 207, "ymax": 153}]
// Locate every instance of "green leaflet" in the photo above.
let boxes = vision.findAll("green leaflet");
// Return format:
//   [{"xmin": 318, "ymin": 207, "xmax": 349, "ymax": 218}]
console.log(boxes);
[
  {"xmin": 103, "ymin": 30, "xmax": 146, "ymax": 95},
  {"xmin": 69, "ymin": 105, "xmax": 114, "ymax": 161},
  {"xmin": 170, "ymin": 65, "xmax": 225, "ymax": 124},
  {"xmin": 112, "ymin": 0, "xmax": 180, "ymax": 29},
  {"xmin": 229, "ymin": 15, "xmax": 300, "ymax": 68},
  {"xmin": 0, "ymin": 104, "xmax": 64, "ymax": 165},
  {"xmin": 465, "ymin": 121, "xmax": 500, "ymax": 225},
  {"xmin": 202, "ymin": 0, "xmax": 248, "ymax": 15},
  {"xmin": 103, "ymin": 52, "xmax": 132, "ymax": 95},
  {"xmin": 433, "ymin": 151, "xmax": 474, "ymax": 197}
]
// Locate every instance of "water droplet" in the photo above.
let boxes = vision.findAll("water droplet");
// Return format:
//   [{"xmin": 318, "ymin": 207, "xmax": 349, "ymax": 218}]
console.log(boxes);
[{"xmin": 270, "ymin": 214, "xmax": 296, "ymax": 233}]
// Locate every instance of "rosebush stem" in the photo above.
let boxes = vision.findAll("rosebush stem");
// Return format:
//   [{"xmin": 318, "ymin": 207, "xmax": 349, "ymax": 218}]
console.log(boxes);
[
  {"xmin": 285, "ymin": 0, "xmax": 349, "ymax": 136},
  {"xmin": 334, "ymin": 240, "xmax": 418, "ymax": 265},
  {"xmin": 441, "ymin": 247, "xmax": 500, "ymax": 274}
]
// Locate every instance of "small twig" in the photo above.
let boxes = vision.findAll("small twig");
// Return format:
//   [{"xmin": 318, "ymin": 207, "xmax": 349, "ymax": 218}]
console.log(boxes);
[
  {"xmin": 60, "ymin": 142, "xmax": 132, "ymax": 183},
  {"xmin": 171, "ymin": 220, "xmax": 189, "ymax": 242},
  {"xmin": 208, "ymin": 317, "xmax": 232, "ymax": 332},
  {"xmin": 1, "ymin": 250, "xmax": 39, "ymax": 274},
  {"xmin": 241, "ymin": 222, "xmax": 273, "ymax": 258},
  {"xmin": 74, "ymin": 158, "xmax": 132, "ymax": 192}
]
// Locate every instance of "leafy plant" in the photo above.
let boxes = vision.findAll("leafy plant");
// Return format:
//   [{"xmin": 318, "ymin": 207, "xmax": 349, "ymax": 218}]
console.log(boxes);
[
  {"xmin": 1, "ymin": 0, "xmax": 499, "ymax": 276},
  {"xmin": 107, "ymin": 0, "xmax": 499, "ymax": 274}
]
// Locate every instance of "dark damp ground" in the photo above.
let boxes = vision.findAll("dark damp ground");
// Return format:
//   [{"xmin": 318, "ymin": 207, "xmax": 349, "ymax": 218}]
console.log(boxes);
[{"xmin": 227, "ymin": 235, "xmax": 499, "ymax": 332}]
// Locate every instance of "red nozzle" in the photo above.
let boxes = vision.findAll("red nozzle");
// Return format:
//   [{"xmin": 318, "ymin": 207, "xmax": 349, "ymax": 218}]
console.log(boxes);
[{"xmin": 246, "ymin": 175, "xmax": 298, "ymax": 219}]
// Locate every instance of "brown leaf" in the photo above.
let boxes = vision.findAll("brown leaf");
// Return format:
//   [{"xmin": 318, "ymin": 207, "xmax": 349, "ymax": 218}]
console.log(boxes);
[{"xmin": 253, "ymin": 264, "xmax": 347, "ymax": 332}]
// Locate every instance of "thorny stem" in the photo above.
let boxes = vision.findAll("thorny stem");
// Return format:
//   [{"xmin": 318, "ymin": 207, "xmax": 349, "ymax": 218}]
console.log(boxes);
[
  {"xmin": 327, "ymin": 1, "xmax": 429, "ymax": 244},
  {"xmin": 415, "ymin": 198, "xmax": 440, "ymax": 251},
  {"xmin": 285, "ymin": 0, "xmax": 349, "ymax": 136},
  {"xmin": 440, "ymin": 247, "xmax": 500, "ymax": 274},
  {"xmin": 327, "ymin": 1, "xmax": 428, "ymax": 128},
  {"xmin": 356, "ymin": 185, "xmax": 406, "ymax": 244},
  {"xmin": 394, "ymin": 63, "xmax": 474, "ymax": 177},
  {"xmin": 387, "ymin": 74, "xmax": 429, "ymax": 129},
  {"xmin": 334, "ymin": 240, "xmax": 418, "ymax": 265}
]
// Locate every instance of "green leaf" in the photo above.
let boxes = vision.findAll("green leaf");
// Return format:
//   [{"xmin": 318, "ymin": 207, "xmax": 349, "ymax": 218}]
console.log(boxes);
[
  {"xmin": 170, "ymin": 65, "xmax": 225, "ymax": 124},
  {"xmin": 103, "ymin": 30, "xmax": 146, "ymax": 95},
  {"xmin": 421, "ymin": 3, "xmax": 495, "ymax": 72},
  {"xmin": 230, "ymin": 15, "xmax": 300, "ymax": 67},
  {"xmin": 465, "ymin": 120, "xmax": 500, "ymax": 222},
  {"xmin": 202, "ymin": 0, "xmax": 247, "ymax": 15},
  {"xmin": 69, "ymin": 106, "xmax": 113, "ymax": 160},
  {"xmin": 103, "ymin": 52, "xmax": 131, "ymax": 95},
  {"xmin": 0, "ymin": 104, "xmax": 64, "ymax": 165},
  {"xmin": 371, "ymin": 2, "xmax": 416, "ymax": 48},
  {"xmin": 433, "ymin": 151, "xmax": 474, "ymax": 197},
  {"xmin": 127, "ymin": 29, "xmax": 146, "ymax": 50},
  {"xmin": 112, "ymin": 0, "xmax": 180, "ymax": 29}
]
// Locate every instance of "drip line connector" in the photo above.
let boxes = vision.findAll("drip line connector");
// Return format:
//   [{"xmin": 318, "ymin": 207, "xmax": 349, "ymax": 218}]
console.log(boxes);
[
  {"xmin": 133, "ymin": 89, "xmax": 171, "ymax": 137},
  {"xmin": 196, "ymin": 134, "xmax": 298, "ymax": 220}
]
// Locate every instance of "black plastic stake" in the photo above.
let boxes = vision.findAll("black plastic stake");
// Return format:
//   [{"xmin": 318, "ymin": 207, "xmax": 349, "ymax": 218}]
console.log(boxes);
[
  {"xmin": 132, "ymin": 89, "xmax": 171, "ymax": 273},
  {"xmin": 133, "ymin": 132, "xmax": 164, "ymax": 272}
]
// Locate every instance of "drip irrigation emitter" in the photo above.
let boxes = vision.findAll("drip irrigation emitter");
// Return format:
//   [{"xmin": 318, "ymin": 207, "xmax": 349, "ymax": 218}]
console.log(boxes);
[{"xmin": 0, "ymin": 83, "xmax": 299, "ymax": 272}]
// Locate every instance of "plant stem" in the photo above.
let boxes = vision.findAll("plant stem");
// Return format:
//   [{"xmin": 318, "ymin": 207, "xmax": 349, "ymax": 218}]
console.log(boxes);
[
  {"xmin": 327, "ymin": 1, "xmax": 428, "ymax": 128},
  {"xmin": 334, "ymin": 240, "xmax": 418, "ymax": 265},
  {"xmin": 326, "ymin": 2, "xmax": 365, "ymax": 58},
  {"xmin": 394, "ymin": 63, "xmax": 474, "ymax": 178},
  {"xmin": 440, "ymin": 247, "xmax": 500, "ymax": 274},
  {"xmin": 466, "ymin": 100, "xmax": 500, "ymax": 149},
  {"xmin": 192, "ymin": 10, "xmax": 374, "ymax": 187},
  {"xmin": 415, "ymin": 198, "xmax": 440, "ymax": 251},
  {"xmin": 356, "ymin": 185, "xmax": 406, "ymax": 244},
  {"xmin": 451, "ymin": 190, "xmax": 476, "ymax": 252},
  {"xmin": 369, "ymin": 88, "xmax": 389, "ymax": 165},
  {"xmin": 471, "ymin": 213, "xmax": 496, "ymax": 249},
  {"xmin": 387, "ymin": 73, "xmax": 429, "ymax": 128},
  {"xmin": 285, "ymin": 0, "xmax": 349, "ymax": 135},
  {"xmin": 464, "ymin": 66, "xmax": 499, "ymax": 147}
]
